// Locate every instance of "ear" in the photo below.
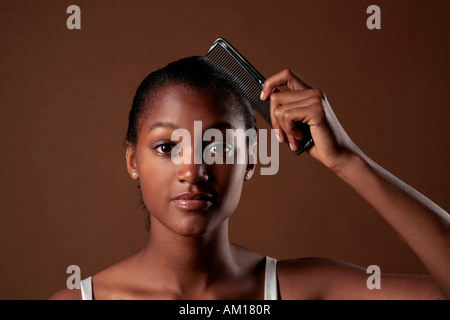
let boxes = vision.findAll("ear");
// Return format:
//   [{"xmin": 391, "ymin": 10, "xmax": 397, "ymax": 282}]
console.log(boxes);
[
  {"xmin": 126, "ymin": 142, "xmax": 139, "ymax": 180},
  {"xmin": 245, "ymin": 142, "xmax": 257, "ymax": 181},
  {"xmin": 244, "ymin": 165, "xmax": 255, "ymax": 181}
]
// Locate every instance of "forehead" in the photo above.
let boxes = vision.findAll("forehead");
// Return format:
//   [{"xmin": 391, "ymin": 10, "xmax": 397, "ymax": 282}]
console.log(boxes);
[{"xmin": 142, "ymin": 85, "xmax": 245, "ymax": 129}]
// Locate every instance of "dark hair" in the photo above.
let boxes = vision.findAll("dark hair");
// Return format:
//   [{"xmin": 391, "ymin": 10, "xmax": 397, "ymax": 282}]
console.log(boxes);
[
  {"xmin": 126, "ymin": 56, "xmax": 257, "ymax": 149},
  {"xmin": 125, "ymin": 56, "xmax": 257, "ymax": 231}
]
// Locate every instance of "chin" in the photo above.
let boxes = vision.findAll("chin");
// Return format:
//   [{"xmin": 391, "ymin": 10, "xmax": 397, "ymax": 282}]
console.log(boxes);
[{"xmin": 173, "ymin": 212, "xmax": 222, "ymax": 238}]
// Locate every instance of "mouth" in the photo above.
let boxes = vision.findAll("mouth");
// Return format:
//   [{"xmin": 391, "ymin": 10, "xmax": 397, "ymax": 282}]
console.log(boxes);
[{"xmin": 171, "ymin": 193, "xmax": 214, "ymax": 211}]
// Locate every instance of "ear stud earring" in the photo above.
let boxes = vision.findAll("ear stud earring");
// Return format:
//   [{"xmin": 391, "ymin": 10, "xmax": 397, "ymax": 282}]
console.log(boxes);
[{"xmin": 132, "ymin": 172, "xmax": 137, "ymax": 177}]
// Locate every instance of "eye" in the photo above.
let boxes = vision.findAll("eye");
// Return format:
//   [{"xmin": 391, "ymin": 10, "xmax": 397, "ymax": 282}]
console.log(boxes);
[
  {"xmin": 154, "ymin": 142, "xmax": 175, "ymax": 155},
  {"xmin": 207, "ymin": 142, "xmax": 232, "ymax": 156}
]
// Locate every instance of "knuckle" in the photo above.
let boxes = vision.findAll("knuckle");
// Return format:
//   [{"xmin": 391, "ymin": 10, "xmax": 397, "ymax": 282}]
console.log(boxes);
[
  {"xmin": 312, "ymin": 88, "xmax": 324, "ymax": 98},
  {"xmin": 309, "ymin": 96, "xmax": 322, "ymax": 105},
  {"xmin": 282, "ymin": 68, "xmax": 293, "ymax": 77},
  {"xmin": 269, "ymin": 92, "xmax": 279, "ymax": 104},
  {"xmin": 263, "ymin": 78, "xmax": 272, "ymax": 89},
  {"xmin": 284, "ymin": 108, "xmax": 294, "ymax": 119},
  {"xmin": 275, "ymin": 108, "xmax": 287, "ymax": 121},
  {"xmin": 273, "ymin": 108, "xmax": 283, "ymax": 119}
]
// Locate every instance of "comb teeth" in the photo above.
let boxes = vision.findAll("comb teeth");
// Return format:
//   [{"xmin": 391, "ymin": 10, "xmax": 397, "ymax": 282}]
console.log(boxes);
[
  {"xmin": 205, "ymin": 38, "xmax": 314, "ymax": 156},
  {"xmin": 205, "ymin": 43, "xmax": 272, "ymax": 125}
]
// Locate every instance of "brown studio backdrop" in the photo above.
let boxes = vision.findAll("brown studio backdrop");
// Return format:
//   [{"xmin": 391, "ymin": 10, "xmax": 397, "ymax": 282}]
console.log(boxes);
[{"xmin": 0, "ymin": 0, "xmax": 449, "ymax": 299}]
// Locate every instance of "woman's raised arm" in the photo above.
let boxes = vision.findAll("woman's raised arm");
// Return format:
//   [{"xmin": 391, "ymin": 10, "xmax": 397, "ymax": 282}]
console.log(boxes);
[{"xmin": 261, "ymin": 69, "xmax": 450, "ymax": 299}]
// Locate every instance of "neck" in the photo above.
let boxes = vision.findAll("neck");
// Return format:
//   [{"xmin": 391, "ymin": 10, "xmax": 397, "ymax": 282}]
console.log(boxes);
[{"xmin": 138, "ymin": 218, "xmax": 237, "ymax": 295}]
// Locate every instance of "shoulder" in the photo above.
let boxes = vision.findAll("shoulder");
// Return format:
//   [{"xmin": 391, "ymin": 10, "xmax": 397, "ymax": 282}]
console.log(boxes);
[
  {"xmin": 277, "ymin": 256, "xmax": 366, "ymax": 280},
  {"xmin": 276, "ymin": 257, "xmax": 357, "ymax": 299},
  {"xmin": 276, "ymin": 257, "xmax": 443, "ymax": 300},
  {"xmin": 87, "ymin": 251, "xmax": 144, "ymax": 299},
  {"xmin": 48, "ymin": 287, "xmax": 82, "ymax": 300},
  {"xmin": 230, "ymin": 243, "xmax": 267, "ymax": 277}
]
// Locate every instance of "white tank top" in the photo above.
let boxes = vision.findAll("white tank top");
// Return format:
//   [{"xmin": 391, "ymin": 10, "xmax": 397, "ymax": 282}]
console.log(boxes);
[{"xmin": 80, "ymin": 256, "xmax": 278, "ymax": 300}]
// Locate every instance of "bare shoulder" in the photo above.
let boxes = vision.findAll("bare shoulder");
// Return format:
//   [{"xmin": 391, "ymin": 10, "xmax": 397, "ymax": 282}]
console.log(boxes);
[
  {"xmin": 48, "ymin": 287, "xmax": 82, "ymax": 300},
  {"xmin": 276, "ymin": 257, "xmax": 343, "ymax": 299},
  {"xmin": 88, "ymin": 251, "xmax": 145, "ymax": 299},
  {"xmin": 277, "ymin": 257, "xmax": 443, "ymax": 300}
]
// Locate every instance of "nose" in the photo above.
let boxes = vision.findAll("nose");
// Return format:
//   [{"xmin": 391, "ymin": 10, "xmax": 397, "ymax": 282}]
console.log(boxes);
[
  {"xmin": 175, "ymin": 145, "xmax": 209, "ymax": 184},
  {"xmin": 176, "ymin": 161, "xmax": 209, "ymax": 184}
]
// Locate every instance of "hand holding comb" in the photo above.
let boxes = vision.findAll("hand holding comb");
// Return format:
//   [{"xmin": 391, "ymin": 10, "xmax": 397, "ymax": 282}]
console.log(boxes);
[{"xmin": 205, "ymin": 37, "xmax": 314, "ymax": 156}]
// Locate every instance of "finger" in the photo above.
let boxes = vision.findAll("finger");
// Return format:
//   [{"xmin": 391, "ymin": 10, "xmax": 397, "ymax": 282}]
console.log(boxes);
[
  {"xmin": 276, "ymin": 103, "xmax": 325, "ymax": 129},
  {"xmin": 277, "ymin": 110, "xmax": 303, "ymax": 151},
  {"xmin": 274, "ymin": 103, "xmax": 325, "ymax": 150},
  {"xmin": 261, "ymin": 68, "xmax": 314, "ymax": 100},
  {"xmin": 269, "ymin": 91, "xmax": 291, "ymax": 144},
  {"xmin": 270, "ymin": 90, "xmax": 324, "ymax": 110},
  {"xmin": 287, "ymin": 134, "xmax": 300, "ymax": 152},
  {"xmin": 269, "ymin": 96, "xmax": 287, "ymax": 144},
  {"xmin": 280, "ymin": 110, "xmax": 304, "ymax": 152},
  {"xmin": 270, "ymin": 92, "xmax": 323, "ymax": 143},
  {"xmin": 274, "ymin": 106, "xmax": 306, "ymax": 142}
]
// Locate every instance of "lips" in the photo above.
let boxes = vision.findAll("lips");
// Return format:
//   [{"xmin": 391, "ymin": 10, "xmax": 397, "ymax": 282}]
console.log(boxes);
[{"xmin": 171, "ymin": 192, "xmax": 214, "ymax": 211}]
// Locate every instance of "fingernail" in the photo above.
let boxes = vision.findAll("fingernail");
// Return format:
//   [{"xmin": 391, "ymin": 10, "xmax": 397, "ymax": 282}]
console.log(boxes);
[
  {"xmin": 275, "ymin": 132, "xmax": 280, "ymax": 143},
  {"xmin": 289, "ymin": 142, "xmax": 295, "ymax": 151},
  {"xmin": 260, "ymin": 90, "xmax": 265, "ymax": 100}
]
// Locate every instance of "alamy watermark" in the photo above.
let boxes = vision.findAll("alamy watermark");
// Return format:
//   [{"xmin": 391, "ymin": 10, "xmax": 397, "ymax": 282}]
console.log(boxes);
[
  {"xmin": 366, "ymin": 265, "xmax": 381, "ymax": 289},
  {"xmin": 66, "ymin": 5, "xmax": 381, "ymax": 31},
  {"xmin": 367, "ymin": 5, "xmax": 381, "ymax": 30},
  {"xmin": 66, "ymin": 5, "xmax": 81, "ymax": 30},
  {"xmin": 66, "ymin": 265, "xmax": 81, "ymax": 289},
  {"xmin": 170, "ymin": 121, "xmax": 280, "ymax": 176}
]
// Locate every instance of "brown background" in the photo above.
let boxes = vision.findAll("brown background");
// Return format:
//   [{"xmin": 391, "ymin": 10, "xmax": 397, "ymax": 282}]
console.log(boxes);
[{"xmin": 0, "ymin": 0, "xmax": 449, "ymax": 299}]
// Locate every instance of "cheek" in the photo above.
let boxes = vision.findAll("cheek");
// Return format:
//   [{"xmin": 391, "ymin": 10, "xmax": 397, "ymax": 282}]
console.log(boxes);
[
  {"xmin": 137, "ymin": 158, "xmax": 174, "ymax": 214},
  {"xmin": 214, "ymin": 164, "xmax": 246, "ymax": 212},
  {"xmin": 140, "ymin": 174, "xmax": 164, "ymax": 214}
]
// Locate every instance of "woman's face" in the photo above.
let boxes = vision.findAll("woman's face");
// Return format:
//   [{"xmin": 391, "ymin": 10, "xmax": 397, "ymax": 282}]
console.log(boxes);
[{"xmin": 127, "ymin": 85, "xmax": 254, "ymax": 238}]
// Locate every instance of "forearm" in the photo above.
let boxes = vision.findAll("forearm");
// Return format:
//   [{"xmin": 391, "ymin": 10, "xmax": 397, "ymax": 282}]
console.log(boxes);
[{"xmin": 332, "ymin": 151, "xmax": 450, "ymax": 298}]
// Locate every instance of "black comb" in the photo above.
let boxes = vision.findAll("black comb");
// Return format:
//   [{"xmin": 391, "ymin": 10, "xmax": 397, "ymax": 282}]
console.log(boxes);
[{"xmin": 205, "ymin": 37, "xmax": 314, "ymax": 156}]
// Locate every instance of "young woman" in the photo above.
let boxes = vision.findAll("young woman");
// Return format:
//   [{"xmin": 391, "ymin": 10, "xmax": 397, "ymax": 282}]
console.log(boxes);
[{"xmin": 50, "ymin": 56, "xmax": 449, "ymax": 300}]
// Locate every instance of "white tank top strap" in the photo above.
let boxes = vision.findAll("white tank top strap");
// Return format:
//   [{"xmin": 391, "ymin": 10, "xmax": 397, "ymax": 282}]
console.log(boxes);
[
  {"xmin": 80, "ymin": 276, "xmax": 93, "ymax": 300},
  {"xmin": 264, "ymin": 256, "xmax": 278, "ymax": 300}
]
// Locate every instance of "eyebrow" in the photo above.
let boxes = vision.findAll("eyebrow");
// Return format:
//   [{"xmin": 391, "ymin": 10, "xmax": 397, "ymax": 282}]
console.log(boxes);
[
  {"xmin": 148, "ymin": 121, "xmax": 236, "ymax": 131},
  {"xmin": 149, "ymin": 121, "xmax": 179, "ymax": 131},
  {"xmin": 208, "ymin": 122, "xmax": 236, "ymax": 131}
]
